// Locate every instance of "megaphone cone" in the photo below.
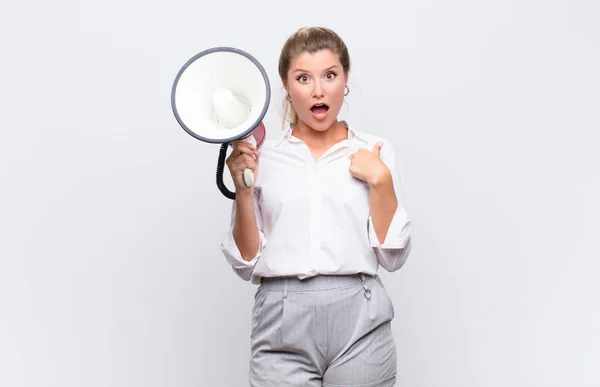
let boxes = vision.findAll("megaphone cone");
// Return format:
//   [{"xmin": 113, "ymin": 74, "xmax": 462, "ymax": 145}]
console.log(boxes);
[{"xmin": 171, "ymin": 47, "xmax": 270, "ymax": 199}]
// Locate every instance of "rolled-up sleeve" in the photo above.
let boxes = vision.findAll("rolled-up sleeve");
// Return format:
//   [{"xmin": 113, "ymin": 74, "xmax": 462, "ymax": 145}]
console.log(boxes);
[
  {"xmin": 219, "ymin": 190, "xmax": 267, "ymax": 281},
  {"xmin": 367, "ymin": 139, "xmax": 412, "ymax": 272}
]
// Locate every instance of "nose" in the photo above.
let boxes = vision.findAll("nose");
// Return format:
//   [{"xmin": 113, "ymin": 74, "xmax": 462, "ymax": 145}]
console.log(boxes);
[{"xmin": 312, "ymin": 79, "xmax": 324, "ymax": 99}]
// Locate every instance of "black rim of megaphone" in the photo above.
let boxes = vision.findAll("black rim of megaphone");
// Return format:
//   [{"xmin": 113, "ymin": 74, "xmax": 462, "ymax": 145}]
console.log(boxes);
[{"xmin": 170, "ymin": 46, "xmax": 271, "ymax": 144}]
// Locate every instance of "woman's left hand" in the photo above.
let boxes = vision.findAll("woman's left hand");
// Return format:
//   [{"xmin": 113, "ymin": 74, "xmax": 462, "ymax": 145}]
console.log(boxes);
[{"xmin": 348, "ymin": 141, "xmax": 392, "ymax": 187}]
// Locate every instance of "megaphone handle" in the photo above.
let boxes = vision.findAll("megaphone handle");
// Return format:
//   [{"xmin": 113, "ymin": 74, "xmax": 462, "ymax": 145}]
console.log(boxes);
[{"xmin": 243, "ymin": 168, "xmax": 255, "ymax": 187}]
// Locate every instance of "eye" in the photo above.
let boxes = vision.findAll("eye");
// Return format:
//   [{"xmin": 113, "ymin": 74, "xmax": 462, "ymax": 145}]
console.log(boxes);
[
  {"xmin": 325, "ymin": 72, "xmax": 337, "ymax": 80},
  {"xmin": 297, "ymin": 75, "xmax": 309, "ymax": 83}
]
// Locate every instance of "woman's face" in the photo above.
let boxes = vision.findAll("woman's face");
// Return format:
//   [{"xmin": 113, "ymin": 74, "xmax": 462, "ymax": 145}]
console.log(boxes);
[{"xmin": 284, "ymin": 49, "xmax": 347, "ymax": 132}]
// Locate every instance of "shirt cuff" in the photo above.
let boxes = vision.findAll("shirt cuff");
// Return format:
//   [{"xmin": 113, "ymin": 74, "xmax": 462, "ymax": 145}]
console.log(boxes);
[
  {"xmin": 219, "ymin": 227, "xmax": 266, "ymax": 270},
  {"xmin": 368, "ymin": 207, "xmax": 411, "ymax": 249}
]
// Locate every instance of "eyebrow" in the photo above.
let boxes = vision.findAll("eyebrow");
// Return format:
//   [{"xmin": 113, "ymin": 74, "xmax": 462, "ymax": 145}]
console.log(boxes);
[{"xmin": 293, "ymin": 65, "xmax": 339, "ymax": 73}]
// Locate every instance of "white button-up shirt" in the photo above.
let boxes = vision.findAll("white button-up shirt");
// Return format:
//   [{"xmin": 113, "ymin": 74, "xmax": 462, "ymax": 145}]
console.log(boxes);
[{"xmin": 220, "ymin": 125, "xmax": 412, "ymax": 284}]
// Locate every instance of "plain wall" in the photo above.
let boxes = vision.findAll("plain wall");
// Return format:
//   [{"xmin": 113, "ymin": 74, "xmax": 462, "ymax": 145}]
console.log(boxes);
[{"xmin": 1, "ymin": 0, "xmax": 598, "ymax": 386}]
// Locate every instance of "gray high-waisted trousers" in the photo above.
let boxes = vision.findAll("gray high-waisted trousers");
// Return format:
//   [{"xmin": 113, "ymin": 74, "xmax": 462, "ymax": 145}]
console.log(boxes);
[{"xmin": 249, "ymin": 273, "xmax": 397, "ymax": 386}]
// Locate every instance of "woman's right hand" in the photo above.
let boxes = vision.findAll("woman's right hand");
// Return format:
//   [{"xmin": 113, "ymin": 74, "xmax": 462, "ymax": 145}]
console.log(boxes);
[{"xmin": 225, "ymin": 141, "xmax": 260, "ymax": 194}]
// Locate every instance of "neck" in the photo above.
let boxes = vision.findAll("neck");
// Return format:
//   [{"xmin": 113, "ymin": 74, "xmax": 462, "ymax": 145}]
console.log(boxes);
[{"xmin": 292, "ymin": 120, "xmax": 348, "ymax": 148}]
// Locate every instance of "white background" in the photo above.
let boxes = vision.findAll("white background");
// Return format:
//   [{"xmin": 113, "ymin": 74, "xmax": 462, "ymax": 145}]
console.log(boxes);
[{"xmin": 1, "ymin": 0, "xmax": 598, "ymax": 386}]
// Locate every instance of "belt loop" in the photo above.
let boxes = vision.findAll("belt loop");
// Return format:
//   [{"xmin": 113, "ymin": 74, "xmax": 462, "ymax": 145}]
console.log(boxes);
[{"xmin": 360, "ymin": 274, "xmax": 371, "ymax": 299}]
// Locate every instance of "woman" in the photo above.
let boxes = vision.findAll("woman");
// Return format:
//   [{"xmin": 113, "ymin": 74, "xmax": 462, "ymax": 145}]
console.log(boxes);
[{"xmin": 220, "ymin": 27, "xmax": 412, "ymax": 387}]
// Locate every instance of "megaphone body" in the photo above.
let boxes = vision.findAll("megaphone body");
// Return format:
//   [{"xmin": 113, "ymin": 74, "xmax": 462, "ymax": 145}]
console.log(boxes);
[{"xmin": 171, "ymin": 46, "xmax": 270, "ymax": 199}]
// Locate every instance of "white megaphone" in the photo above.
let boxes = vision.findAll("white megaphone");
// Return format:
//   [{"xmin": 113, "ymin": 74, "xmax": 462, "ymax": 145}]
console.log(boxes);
[{"xmin": 171, "ymin": 47, "xmax": 270, "ymax": 199}]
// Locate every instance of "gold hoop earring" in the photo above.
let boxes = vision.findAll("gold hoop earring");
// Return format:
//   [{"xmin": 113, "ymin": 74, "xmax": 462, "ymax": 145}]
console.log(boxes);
[{"xmin": 344, "ymin": 86, "xmax": 350, "ymax": 96}]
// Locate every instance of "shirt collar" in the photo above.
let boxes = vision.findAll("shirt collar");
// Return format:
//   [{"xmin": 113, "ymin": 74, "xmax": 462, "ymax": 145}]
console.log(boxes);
[
  {"xmin": 273, "ymin": 122, "xmax": 368, "ymax": 147},
  {"xmin": 273, "ymin": 124, "xmax": 295, "ymax": 146}
]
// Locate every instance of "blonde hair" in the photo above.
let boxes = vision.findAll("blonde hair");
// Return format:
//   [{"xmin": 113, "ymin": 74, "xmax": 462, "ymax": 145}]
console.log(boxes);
[{"xmin": 278, "ymin": 27, "xmax": 351, "ymax": 129}]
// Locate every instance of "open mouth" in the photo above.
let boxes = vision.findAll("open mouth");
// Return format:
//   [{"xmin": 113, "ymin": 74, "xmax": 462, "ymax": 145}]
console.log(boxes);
[{"xmin": 310, "ymin": 103, "xmax": 329, "ymax": 116}]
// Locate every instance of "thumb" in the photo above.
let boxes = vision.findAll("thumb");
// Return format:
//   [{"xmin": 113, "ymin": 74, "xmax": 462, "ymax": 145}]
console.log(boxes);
[{"xmin": 372, "ymin": 141, "xmax": 383, "ymax": 156}]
